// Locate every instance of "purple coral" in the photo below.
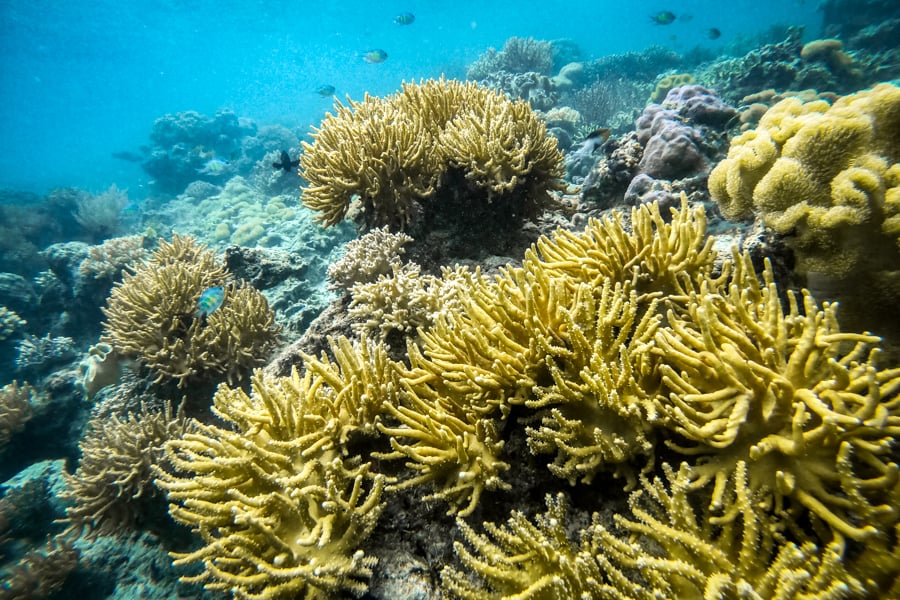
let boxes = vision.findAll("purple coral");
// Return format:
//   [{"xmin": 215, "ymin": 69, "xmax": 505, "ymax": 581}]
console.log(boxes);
[{"xmin": 662, "ymin": 84, "xmax": 738, "ymax": 128}]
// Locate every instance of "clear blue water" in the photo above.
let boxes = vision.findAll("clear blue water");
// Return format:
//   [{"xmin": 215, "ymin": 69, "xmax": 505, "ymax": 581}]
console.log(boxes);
[{"xmin": 0, "ymin": 0, "xmax": 819, "ymax": 196}]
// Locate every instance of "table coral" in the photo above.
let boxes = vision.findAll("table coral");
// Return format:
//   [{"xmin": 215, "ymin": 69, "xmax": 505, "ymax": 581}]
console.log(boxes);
[
  {"xmin": 101, "ymin": 234, "xmax": 280, "ymax": 387},
  {"xmin": 299, "ymin": 78, "xmax": 564, "ymax": 232},
  {"xmin": 709, "ymin": 83, "xmax": 900, "ymax": 278}
]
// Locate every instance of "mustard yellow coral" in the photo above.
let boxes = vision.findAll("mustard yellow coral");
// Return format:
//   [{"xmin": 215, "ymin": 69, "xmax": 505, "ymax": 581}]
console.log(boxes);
[
  {"xmin": 101, "ymin": 234, "xmax": 280, "ymax": 387},
  {"xmin": 709, "ymin": 83, "xmax": 900, "ymax": 277},
  {"xmin": 300, "ymin": 78, "xmax": 564, "ymax": 230},
  {"xmin": 155, "ymin": 366, "xmax": 386, "ymax": 600}
]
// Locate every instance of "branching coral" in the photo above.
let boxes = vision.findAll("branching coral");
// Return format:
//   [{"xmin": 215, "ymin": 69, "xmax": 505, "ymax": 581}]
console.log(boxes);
[
  {"xmin": 0, "ymin": 306, "xmax": 25, "ymax": 342},
  {"xmin": 61, "ymin": 401, "xmax": 192, "ymax": 535},
  {"xmin": 326, "ymin": 227, "xmax": 413, "ymax": 291},
  {"xmin": 441, "ymin": 493, "xmax": 606, "ymax": 599},
  {"xmin": 101, "ymin": 234, "xmax": 279, "ymax": 387},
  {"xmin": 0, "ymin": 381, "xmax": 34, "ymax": 448},
  {"xmin": 653, "ymin": 251, "xmax": 900, "ymax": 542},
  {"xmin": 300, "ymin": 78, "xmax": 564, "ymax": 231},
  {"xmin": 0, "ymin": 534, "xmax": 80, "ymax": 600},
  {"xmin": 78, "ymin": 234, "xmax": 149, "ymax": 280},
  {"xmin": 591, "ymin": 463, "xmax": 868, "ymax": 599},
  {"xmin": 155, "ymin": 365, "xmax": 386, "ymax": 600},
  {"xmin": 348, "ymin": 262, "xmax": 465, "ymax": 340}
]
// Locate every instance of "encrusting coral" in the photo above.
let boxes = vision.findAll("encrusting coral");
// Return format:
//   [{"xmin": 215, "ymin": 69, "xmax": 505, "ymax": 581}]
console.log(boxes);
[
  {"xmin": 299, "ymin": 78, "xmax": 564, "ymax": 232},
  {"xmin": 61, "ymin": 401, "xmax": 191, "ymax": 535},
  {"xmin": 101, "ymin": 234, "xmax": 280, "ymax": 387}
]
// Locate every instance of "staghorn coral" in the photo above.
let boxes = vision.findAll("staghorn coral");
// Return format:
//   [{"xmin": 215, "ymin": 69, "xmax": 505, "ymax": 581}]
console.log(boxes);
[
  {"xmin": 0, "ymin": 305, "xmax": 25, "ymax": 341},
  {"xmin": 443, "ymin": 465, "xmax": 869, "ymax": 599},
  {"xmin": 466, "ymin": 36, "xmax": 555, "ymax": 79},
  {"xmin": 14, "ymin": 334, "xmax": 77, "ymax": 373},
  {"xmin": 300, "ymin": 78, "xmax": 564, "ymax": 232},
  {"xmin": 652, "ymin": 251, "xmax": 900, "ymax": 543},
  {"xmin": 0, "ymin": 381, "xmax": 34, "ymax": 448},
  {"xmin": 155, "ymin": 365, "xmax": 386, "ymax": 600},
  {"xmin": 61, "ymin": 401, "xmax": 191, "ymax": 535},
  {"xmin": 78, "ymin": 234, "xmax": 150, "ymax": 280},
  {"xmin": 326, "ymin": 227, "xmax": 413, "ymax": 291},
  {"xmin": 708, "ymin": 83, "xmax": 900, "ymax": 278},
  {"xmin": 101, "ymin": 234, "xmax": 279, "ymax": 387}
]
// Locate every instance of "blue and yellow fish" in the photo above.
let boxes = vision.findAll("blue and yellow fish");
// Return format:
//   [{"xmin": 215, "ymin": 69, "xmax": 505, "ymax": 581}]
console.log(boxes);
[
  {"xmin": 362, "ymin": 49, "xmax": 388, "ymax": 64},
  {"xmin": 394, "ymin": 12, "xmax": 415, "ymax": 25},
  {"xmin": 650, "ymin": 11, "xmax": 676, "ymax": 25},
  {"xmin": 196, "ymin": 286, "xmax": 225, "ymax": 318}
]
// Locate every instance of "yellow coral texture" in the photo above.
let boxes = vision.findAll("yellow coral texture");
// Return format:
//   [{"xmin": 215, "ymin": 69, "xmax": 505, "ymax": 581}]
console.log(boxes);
[
  {"xmin": 709, "ymin": 83, "xmax": 900, "ymax": 277},
  {"xmin": 299, "ymin": 78, "xmax": 564, "ymax": 230}
]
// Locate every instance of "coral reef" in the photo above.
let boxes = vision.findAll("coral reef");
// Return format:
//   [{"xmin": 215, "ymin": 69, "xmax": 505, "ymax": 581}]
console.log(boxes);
[
  {"xmin": 327, "ymin": 227, "xmax": 413, "ymax": 291},
  {"xmin": 0, "ymin": 306, "xmax": 25, "ymax": 342},
  {"xmin": 299, "ymin": 78, "xmax": 564, "ymax": 245},
  {"xmin": 0, "ymin": 382, "xmax": 34, "ymax": 448},
  {"xmin": 155, "ymin": 363, "xmax": 388, "ymax": 600},
  {"xmin": 101, "ymin": 234, "xmax": 280, "ymax": 387},
  {"xmin": 708, "ymin": 83, "xmax": 900, "ymax": 278},
  {"xmin": 61, "ymin": 401, "xmax": 191, "ymax": 535}
]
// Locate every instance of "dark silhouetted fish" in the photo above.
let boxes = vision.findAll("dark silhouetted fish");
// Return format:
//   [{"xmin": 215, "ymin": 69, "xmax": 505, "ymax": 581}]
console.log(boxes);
[
  {"xmin": 272, "ymin": 150, "xmax": 300, "ymax": 173},
  {"xmin": 316, "ymin": 84, "xmax": 336, "ymax": 97},
  {"xmin": 112, "ymin": 150, "xmax": 144, "ymax": 162},
  {"xmin": 650, "ymin": 11, "xmax": 676, "ymax": 25},
  {"xmin": 707, "ymin": 27, "xmax": 722, "ymax": 40}
]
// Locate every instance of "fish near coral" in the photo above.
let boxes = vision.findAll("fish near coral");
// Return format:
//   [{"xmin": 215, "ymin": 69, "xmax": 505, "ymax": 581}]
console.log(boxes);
[
  {"xmin": 196, "ymin": 286, "xmax": 225, "ymax": 317},
  {"xmin": 196, "ymin": 158, "xmax": 231, "ymax": 176},
  {"xmin": 272, "ymin": 150, "xmax": 300, "ymax": 173}
]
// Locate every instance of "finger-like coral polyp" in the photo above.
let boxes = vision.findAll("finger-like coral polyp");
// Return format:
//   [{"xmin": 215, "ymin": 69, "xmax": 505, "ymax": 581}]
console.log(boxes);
[
  {"xmin": 101, "ymin": 234, "xmax": 279, "ymax": 387},
  {"xmin": 299, "ymin": 78, "xmax": 564, "ymax": 230}
]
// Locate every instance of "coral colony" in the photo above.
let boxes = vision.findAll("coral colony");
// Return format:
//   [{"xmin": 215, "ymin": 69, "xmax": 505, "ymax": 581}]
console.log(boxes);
[{"xmin": 2, "ymin": 4, "xmax": 900, "ymax": 598}]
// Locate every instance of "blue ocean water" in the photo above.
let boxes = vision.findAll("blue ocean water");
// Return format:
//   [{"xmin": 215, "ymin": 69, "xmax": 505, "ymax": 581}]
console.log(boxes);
[{"xmin": 1, "ymin": 1, "xmax": 818, "ymax": 196}]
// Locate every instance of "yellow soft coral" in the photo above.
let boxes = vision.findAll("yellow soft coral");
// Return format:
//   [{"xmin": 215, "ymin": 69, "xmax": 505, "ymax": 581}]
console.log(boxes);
[
  {"xmin": 653, "ymin": 251, "xmax": 900, "ymax": 542},
  {"xmin": 300, "ymin": 78, "xmax": 564, "ymax": 231},
  {"xmin": 709, "ymin": 83, "xmax": 900, "ymax": 278},
  {"xmin": 155, "ymin": 367, "xmax": 385, "ymax": 600},
  {"xmin": 101, "ymin": 234, "xmax": 280, "ymax": 387}
]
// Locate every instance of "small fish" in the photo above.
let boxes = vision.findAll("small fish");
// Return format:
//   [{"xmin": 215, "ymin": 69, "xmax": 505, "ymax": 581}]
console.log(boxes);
[
  {"xmin": 272, "ymin": 150, "xmax": 300, "ymax": 173},
  {"xmin": 363, "ymin": 49, "xmax": 388, "ymax": 64},
  {"xmin": 707, "ymin": 27, "xmax": 722, "ymax": 40},
  {"xmin": 394, "ymin": 12, "xmax": 415, "ymax": 25},
  {"xmin": 569, "ymin": 128, "xmax": 611, "ymax": 160},
  {"xmin": 316, "ymin": 84, "xmax": 336, "ymax": 97},
  {"xmin": 197, "ymin": 158, "xmax": 230, "ymax": 175},
  {"xmin": 650, "ymin": 11, "xmax": 676, "ymax": 25},
  {"xmin": 196, "ymin": 286, "xmax": 225, "ymax": 318},
  {"xmin": 111, "ymin": 150, "xmax": 144, "ymax": 162}
]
